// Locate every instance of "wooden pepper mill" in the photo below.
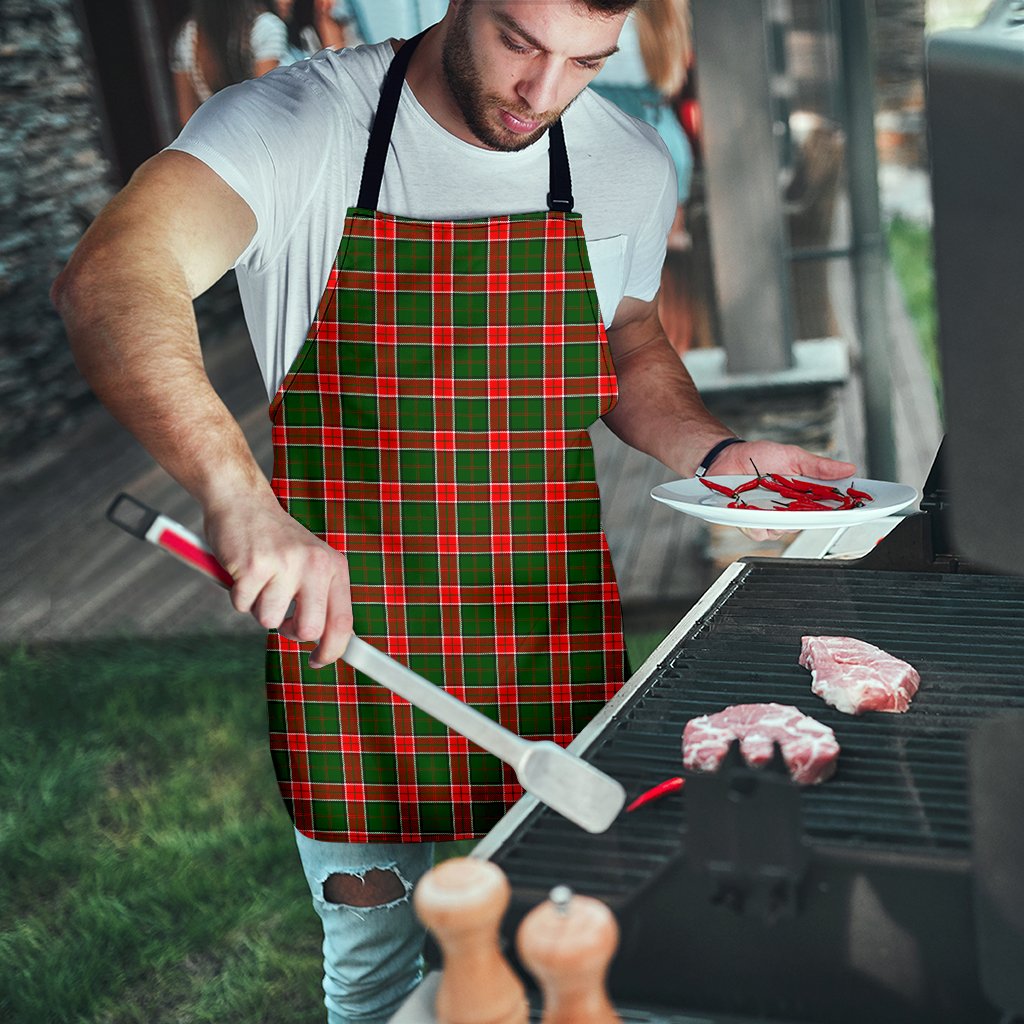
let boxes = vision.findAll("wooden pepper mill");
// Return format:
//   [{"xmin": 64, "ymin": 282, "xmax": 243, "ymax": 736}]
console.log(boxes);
[
  {"xmin": 516, "ymin": 885, "xmax": 621, "ymax": 1024},
  {"xmin": 413, "ymin": 856, "xmax": 528, "ymax": 1024}
]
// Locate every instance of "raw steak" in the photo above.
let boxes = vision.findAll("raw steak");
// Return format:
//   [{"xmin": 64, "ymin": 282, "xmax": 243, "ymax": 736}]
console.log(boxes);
[
  {"xmin": 682, "ymin": 703, "xmax": 839, "ymax": 785},
  {"xmin": 799, "ymin": 635, "xmax": 920, "ymax": 716}
]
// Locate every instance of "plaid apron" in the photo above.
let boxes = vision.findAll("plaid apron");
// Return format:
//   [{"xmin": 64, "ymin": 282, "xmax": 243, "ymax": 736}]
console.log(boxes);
[{"xmin": 266, "ymin": 32, "xmax": 628, "ymax": 842}]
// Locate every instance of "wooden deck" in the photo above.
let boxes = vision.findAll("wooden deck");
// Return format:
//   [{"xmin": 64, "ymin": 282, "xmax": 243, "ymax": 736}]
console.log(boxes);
[{"xmin": 1, "ymin": 244, "xmax": 941, "ymax": 646}]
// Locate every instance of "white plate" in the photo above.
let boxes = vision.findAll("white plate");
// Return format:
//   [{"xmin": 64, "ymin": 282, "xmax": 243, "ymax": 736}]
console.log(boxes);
[{"xmin": 650, "ymin": 476, "xmax": 920, "ymax": 530}]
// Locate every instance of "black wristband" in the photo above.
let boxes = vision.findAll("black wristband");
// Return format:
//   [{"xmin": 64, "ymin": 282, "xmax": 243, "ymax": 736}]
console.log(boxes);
[{"xmin": 695, "ymin": 437, "xmax": 745, "ymax": 478}]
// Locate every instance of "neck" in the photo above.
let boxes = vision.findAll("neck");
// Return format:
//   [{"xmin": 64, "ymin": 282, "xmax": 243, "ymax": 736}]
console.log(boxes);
[{"xmin": 401, "ymin": 20, "xmax": 492, "ymax": 149}]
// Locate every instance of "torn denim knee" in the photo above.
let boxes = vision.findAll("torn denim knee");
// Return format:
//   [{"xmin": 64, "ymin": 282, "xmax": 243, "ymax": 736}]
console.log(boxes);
[{"xmin": 315, "ymin": 863, "xmax": 414, "ymax": 921}]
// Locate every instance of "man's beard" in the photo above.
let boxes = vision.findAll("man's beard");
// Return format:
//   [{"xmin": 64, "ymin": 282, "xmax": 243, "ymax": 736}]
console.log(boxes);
[{"xmin": 441, "ymin": 3, "xmax": 559, "ymax": 151}]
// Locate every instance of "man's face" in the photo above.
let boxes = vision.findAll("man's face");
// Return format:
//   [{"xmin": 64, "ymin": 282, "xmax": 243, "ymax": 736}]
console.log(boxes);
[{"xmin": 441, "ymin": 1, "xmax": 626, "ymax": 151}]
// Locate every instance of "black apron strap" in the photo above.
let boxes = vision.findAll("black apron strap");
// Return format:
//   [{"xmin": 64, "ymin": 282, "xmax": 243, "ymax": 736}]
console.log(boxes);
[
  {"xmin": 357, "ymin": 28, "xmax": 575, "ymax": 215},
  {"xmin": 546, "ymin": 118, "xmax": 574, "ymax": 213},
  {"xmin": 357, "ymin": 29, "xmax": 429, "ymax": 210}
]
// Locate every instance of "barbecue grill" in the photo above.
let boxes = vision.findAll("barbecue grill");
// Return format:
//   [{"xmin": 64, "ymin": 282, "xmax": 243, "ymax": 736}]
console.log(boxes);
[{"xmin": 470, "ymin": 449, "xmax": 1024, "ymax": 1023}]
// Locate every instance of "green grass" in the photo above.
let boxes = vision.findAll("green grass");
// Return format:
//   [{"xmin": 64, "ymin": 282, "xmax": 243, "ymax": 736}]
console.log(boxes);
[
  {"xmin": 0, "ymin": 637, "xmax": 321, "ymax": 1024},
  {"xmin": 2, "ymin": 629, "xmax": 670, "ymax": 1023},
  {"xmin": 626, "ymin": 631, "xmax": 669, "ymax": 672},
  {"xmin": 887, "ymin": 215, "xmax": 941, "ymax": 403}
]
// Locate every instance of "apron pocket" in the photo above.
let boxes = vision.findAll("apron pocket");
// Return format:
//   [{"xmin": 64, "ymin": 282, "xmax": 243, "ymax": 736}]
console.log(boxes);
[{"xmin": 585, "ymin": 234, "xmax": 627, "ymax": 328}]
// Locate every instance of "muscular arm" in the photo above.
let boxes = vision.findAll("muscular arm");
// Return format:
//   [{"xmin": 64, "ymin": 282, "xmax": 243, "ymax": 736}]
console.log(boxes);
[
  {"xmin": 53, "ymin": 151, "xmax": 255, "ymax": 495},
  {"xmin": 51, "ymin": 151, "xmax": 352, "ymax": 664},
  {"xmin": 602, "ymin": 295, "xmax": 733, "ymax": 477},
  {"xmin": 603, "ymin": 294, "xmax": 856, "ymax": 480}
]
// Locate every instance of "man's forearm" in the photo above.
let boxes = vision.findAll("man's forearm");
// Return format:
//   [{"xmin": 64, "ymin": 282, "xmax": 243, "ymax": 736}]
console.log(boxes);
[
  {"xmin": 602, "ymin": 299, "xmax": 856, "ymax": 503},
  {"xmin": 602, "ymin": 330, "xmax": 734, "ymax": 478}
]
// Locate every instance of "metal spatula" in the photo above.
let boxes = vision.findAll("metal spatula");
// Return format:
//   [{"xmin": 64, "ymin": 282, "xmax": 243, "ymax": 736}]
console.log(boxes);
[{"xmin": 107, "ymin": 493, "xmax": 626, "ymax": 834}]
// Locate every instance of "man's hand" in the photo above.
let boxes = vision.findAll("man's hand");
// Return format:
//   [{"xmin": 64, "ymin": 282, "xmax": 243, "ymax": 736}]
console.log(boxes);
[
  {"xmin": 707, "ymin": 440, "xmax": 857, "ymax": 542},
  {"xmin": 204, "ymin": 496, "xmax": 353, "ymax": 669},
  {"xmin": 708, "ymin": 439, "xmax": 855, "ymax": 482}
]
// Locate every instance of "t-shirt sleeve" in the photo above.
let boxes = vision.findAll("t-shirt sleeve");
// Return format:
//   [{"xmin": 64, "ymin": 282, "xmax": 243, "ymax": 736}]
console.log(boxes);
[
  {"xmin": 165, "ymin": 64, "xmax": 343, "ymax": 272},
  {"xmin": 623, "ymin": 135, "xmax": 678, "ymax": 302},
  {"xmin": 251, "ymin": 12, "xmax": 289, "ymax": 63}
]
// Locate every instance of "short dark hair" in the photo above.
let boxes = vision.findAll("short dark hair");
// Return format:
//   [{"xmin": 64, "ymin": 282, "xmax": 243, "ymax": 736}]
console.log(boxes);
[{"xmin": 579, "ymin": 0, "xmax": 640, "ymax": 13}]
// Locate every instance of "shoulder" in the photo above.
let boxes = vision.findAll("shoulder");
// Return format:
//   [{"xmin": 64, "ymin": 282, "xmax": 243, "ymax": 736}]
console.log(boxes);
[
  {"xmin": 570, "ymin": 90, "xmax": 674, "ymax": 167},
  {"xmin": 260, "ymin": 39, "xmax": 392, "ymax": 112},
  {"xmin": 567, "ymin": 89, "xmax": 676, "ymax": 189},
  {"xmin": 307, "ymin": 38, "xmax": 394, "ymax": 91},
  {"xmin": 253, "ymin": 11, "xmax": 286, "ymax": 32},
  {"xmin": 167, "ymin": 39, "xmax": 396, "ymax": 219},
  {"xmin": 173, "ymin": 17, "xmax": 196, "ymax": 45},
  {"xmin": 194, "ymin": 39, "xmax": 391, "ymax": 132}
]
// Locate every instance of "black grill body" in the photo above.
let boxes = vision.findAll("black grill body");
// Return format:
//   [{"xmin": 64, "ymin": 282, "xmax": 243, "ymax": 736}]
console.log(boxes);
[{"xmin": 482, "ymin": 558, "xmax": 1024, "ymax": 1023}]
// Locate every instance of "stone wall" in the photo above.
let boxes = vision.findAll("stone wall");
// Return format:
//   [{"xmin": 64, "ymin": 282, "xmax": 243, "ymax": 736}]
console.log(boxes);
[{"xmin": 0, "ymin": 0, "xmax": 116, "ymax": 464}]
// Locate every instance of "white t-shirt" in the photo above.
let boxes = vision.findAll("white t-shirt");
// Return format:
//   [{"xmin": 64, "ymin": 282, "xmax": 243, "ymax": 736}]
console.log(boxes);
[{"xmin": 168, "ymin": 40, "xmax": 677, "ymax": 398}]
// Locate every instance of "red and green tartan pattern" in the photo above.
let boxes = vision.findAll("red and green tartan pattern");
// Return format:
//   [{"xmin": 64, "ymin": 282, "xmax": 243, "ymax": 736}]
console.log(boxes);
[{"xmin": 266, "ymin": 208, "xmax": 628, "ymax": 842}]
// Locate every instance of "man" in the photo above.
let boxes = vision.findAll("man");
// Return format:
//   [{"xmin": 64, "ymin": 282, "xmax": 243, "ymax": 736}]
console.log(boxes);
[{"xmin": 52, "ymin": 1, "xmax": 854, "ymax": 1020}]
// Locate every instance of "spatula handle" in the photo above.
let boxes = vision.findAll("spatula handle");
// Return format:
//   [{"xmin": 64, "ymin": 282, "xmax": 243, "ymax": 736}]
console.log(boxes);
[
  {"xmin": 343, "ymin": 637, "xmax": 528, "ymax": 765},
  {"xmin": 107, "ymin": 493, "xmax": 233, "ymax": 588}
]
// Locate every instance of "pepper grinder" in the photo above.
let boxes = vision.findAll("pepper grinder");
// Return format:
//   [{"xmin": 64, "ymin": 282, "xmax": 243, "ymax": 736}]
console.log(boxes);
[
  {"xmin": 516, "ymin": 885, "xmax": 621, "ymax": 1024},
  {"xmin": 413, "ymin": 857, "xmax": 528, "ymax": 1024}
]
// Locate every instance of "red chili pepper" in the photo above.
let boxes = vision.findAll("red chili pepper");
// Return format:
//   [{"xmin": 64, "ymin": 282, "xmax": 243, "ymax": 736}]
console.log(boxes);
[
  {"xmin": 772, "ymin": 473, "xmax": 846, "ymax": 499},
  {"xmin": 699, "ymin": 477, "xmax": 738, "ymax": 498},
  {"xmin": 734, "ymin": 478, "xmax": 762, "ymax": 494},
  {"xmin": 758, "ymin": 477, "xmax": 799, "ymax": 496},
  {"xmin": 846, "ymin": 486, "xmax": 873, "ymax": 502},
  {"xmin": 762, "ymin": 479, "xmax": 825, "ymax": 502},
  {"xmin": 626, "ymin": 776, "xmax": 685, "ymax": 812},
  {"xmin": 774, "ymin": 493, "xmax": 839, "ymax": 509},
  {"xmin": 768, "ymin": 473, "xmax": 813, "ymax": 493},
  {"xmin": 780, "ymin": 497, "xmax": 835, "ymax": 511}
]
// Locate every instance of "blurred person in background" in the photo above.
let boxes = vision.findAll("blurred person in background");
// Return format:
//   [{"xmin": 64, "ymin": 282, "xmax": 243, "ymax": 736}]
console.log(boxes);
[
  {"xmin": 335, "ymin": 0, "xmax": 449, "ymax": 45},
  {"xmin": 592, "ymin": 0, "xmax": 693, "ymax": 207},
  {"xmin": 592, "ymin": 0, "xmax": 695, "ymax": 348},
  {"xmin": 171, "ymin": 0, "xmax": 289, "ymax": 126},
  {"xmin": 277, "ymin": 0, "xmax": 351, "ymax": 62}
]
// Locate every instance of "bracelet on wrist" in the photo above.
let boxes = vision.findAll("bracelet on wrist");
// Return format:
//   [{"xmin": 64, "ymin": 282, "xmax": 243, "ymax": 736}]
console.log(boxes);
[{"xmin": 694, "ymin": 437, "xmax": 745, "ymax": 478}]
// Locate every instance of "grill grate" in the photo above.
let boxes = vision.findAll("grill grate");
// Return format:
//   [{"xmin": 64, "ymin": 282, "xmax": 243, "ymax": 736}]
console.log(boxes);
[{"xmin": 492, "ymin": 563, "xmax": 1024, "ymax": 903}]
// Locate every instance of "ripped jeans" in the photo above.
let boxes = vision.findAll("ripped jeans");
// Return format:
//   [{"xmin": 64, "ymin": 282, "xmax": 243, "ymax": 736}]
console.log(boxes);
[{"xmin": 294, "ymin": 829, "xmax": 436, "ymax": 1024}]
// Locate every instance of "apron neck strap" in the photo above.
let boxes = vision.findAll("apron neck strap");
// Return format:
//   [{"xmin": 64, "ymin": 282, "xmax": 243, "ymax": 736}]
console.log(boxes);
[
  {"xmin": 546, "ymin": 119, "xmax": 574, "ymax": 213},
  {"xmin": 357, "ymin": 29, "xmax": 575, "ymax": 215},
  {"xmin": 357, "ymin": 29, "xmax": 427, "ymax": 211}
]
